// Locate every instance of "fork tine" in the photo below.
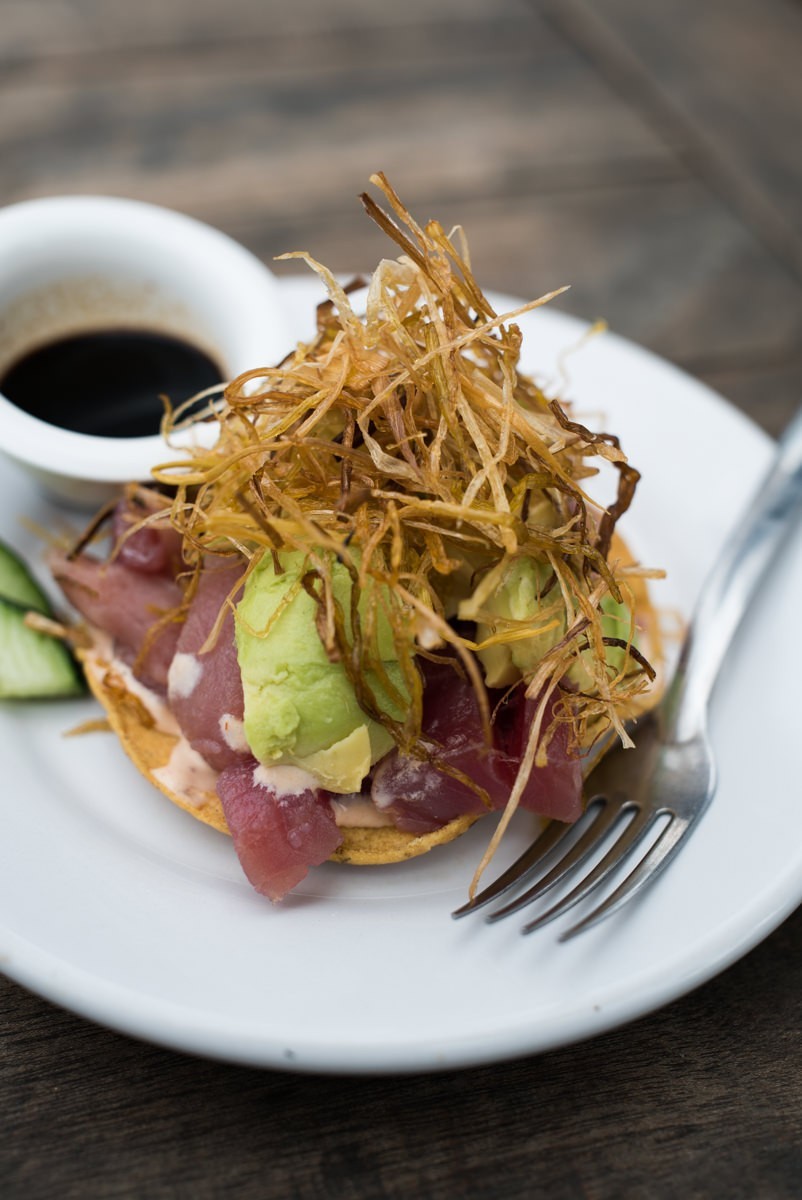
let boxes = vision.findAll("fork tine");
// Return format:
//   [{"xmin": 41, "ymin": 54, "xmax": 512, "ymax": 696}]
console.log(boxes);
[
  {"xmin": 520, "ymin": 807, "xmax": 657, "ymax": 934},
  {"xmin": 451, "ymin": 817, "xmax": 572, "ymax": 918},
  {"xmin": 558, "ymin": 814, "xmax": 691, "ymax": 941},
  {"xmin": 484, "ymin": 796, "xmax": 632, "ymax": 922}
]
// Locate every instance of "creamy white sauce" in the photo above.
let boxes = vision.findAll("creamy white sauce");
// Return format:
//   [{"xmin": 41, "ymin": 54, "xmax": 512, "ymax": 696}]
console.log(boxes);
[
  {"xmin": 153, "ymin": 739, "xmax": 219, "ymax": 808},
  {"xmin": 330, "ymin": 795, "xmax": 394, "ymax": 828},
  {"xmin": 219, "ymin": 712, "xmax": 249, "ymax": 752},
  {"xmin": 414, "ymin": 616, "xmax": 444, "ymax": 650},
  {"xmin": 253, "ymin": 762, "xmax": 320, "ymax": 798},
  {"xmin": 254, "ymin": 766, "xmax": 391, "ymax": 827},
  {"xmin": 167, "ymin": 652, "xmax": 203, "ymax": 699},
  {"xmin": 84, "ymin": 638, "xmax": 181, "ymax": 738}
]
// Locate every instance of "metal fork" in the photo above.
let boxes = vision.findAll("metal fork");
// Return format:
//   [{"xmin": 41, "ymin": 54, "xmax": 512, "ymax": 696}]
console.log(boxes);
[{"xmin": 454, "ymin": 405, "xmax": 802, "ymax": 940}]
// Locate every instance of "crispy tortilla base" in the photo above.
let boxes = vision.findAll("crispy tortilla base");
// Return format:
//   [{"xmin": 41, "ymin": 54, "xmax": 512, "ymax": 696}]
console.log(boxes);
[
  {"xmin": 78, "ymin": 529, "xmax": 661, "ymax": 868},
  {"xmin": 79, "ymin": 651, "xmax": 478, "ymax": 865}
]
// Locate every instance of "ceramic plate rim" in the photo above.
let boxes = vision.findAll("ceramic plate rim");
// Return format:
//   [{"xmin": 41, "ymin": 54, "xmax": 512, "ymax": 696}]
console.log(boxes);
[{"xmin": 1, "ymin": 277, "xmax": 800, "ymax": 1075}]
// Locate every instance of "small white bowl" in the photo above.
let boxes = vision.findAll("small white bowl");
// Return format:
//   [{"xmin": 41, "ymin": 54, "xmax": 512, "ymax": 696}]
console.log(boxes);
[{"xmin": 0, "ymin": 196, "xmax": 288, "ymax": 506}]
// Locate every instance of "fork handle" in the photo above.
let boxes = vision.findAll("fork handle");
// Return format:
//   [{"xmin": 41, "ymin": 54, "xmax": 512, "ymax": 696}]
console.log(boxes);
[{"xmin": 664, "ymin": 405, "xmax": 802, "ymax": 743}]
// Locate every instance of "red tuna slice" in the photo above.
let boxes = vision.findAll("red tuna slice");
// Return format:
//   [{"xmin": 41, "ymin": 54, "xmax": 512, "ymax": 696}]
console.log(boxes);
[
  {"xmin": 494, "ymin": 687, "xmax": 583, "ymax": 823},
  {"xmin": 371, "ymin": 753, "xmax": 490, "ymax": 834},
  {"xmin": 112, "ymin": 498, "xmax": 183, "ymax": 576},
  {"xmin": 372, "ymin": 659, "xmax": 511, "ymax": 834},
  {"xmin": 168, "ymin": 562, "xmax": 247, "ymax": 771},
  {"xmin": 372, "ymin": 660, "xmax": 583, "ymax": 832},
  {"xmin": 216, "ymin": 761, "xmax": 343, "ymax": 901},
  {"xmin": 51, "ymin": 551, "xmax": 182, "ymax": 690}
]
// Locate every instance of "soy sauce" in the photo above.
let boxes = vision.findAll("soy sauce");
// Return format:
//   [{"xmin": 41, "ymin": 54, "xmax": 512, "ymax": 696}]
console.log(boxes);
[{"xmin": 0, "ymin": 329, "xmax": 224, "ymax": 438}]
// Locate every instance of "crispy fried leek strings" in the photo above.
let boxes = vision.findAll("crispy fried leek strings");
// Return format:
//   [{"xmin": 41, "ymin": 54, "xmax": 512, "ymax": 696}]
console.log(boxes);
[{"xmin": 146, "ymin": 172, "xmax": 656, "ymax": 884}]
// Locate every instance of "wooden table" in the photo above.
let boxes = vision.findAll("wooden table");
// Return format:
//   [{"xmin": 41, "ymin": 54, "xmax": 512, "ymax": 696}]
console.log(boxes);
[{"xmin": 2, "ymin": 2, "xmax": 801, "ymax": 1195}]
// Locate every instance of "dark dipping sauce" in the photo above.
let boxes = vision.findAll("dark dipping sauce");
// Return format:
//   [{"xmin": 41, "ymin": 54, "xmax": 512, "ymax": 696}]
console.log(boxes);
[{"xmin": 0, "ymin": 329, "xmax": 224, "ymax": 438}]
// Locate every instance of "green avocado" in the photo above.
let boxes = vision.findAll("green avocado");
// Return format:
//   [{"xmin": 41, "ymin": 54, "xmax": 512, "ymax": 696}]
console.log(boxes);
[
  {"xmin": 235, "ymin": 550, "xmax": 407, "ymax": 792},
  {"xmin": 465, "ymin": 557, "xmax": 634, "ymax": 689}
]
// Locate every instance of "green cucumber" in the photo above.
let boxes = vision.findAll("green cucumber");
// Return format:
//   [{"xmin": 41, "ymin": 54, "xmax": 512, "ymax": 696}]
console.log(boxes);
[
  {"xmin": 0, "ymin": 538, "xmax": 84, "ymax": 699},
  {"xmin": 0, "ymin": 539, "xmax": 53, "ymax": 615},
  {"xmin": 0, "ymin": 595, "xmax": 84, "ymax": 699}
]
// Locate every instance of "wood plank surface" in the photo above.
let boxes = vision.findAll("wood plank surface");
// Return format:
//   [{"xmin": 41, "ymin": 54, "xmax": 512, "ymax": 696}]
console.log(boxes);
[
  {"xmin": 577, "ymin": 0, "xmax": 802, "ymax": 240},
  {"xmin": 0, "ymin": 17, "xmax": 677, "ymax": 211},
  {"xmin": 0, "ymin": 0, "xmax": 536, "ymax": 56},
  {"xmin": 1, "ymin": 0, "xmax": 801, "ymax": 1196}
]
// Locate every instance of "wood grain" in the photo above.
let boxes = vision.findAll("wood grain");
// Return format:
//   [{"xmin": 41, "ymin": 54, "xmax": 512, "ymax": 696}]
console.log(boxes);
[
  {"xmin": 536, "ymin": 0, "xmax": 802, "ymax": 282},
  {"xmin": 0, "ymin": 0, "xmax": 536, "ymax": 58},
  {"xmin": 0, "ymin": 17, "xmax": 676, "ymax": 213},
  {"xmin": 578, "ymin": 0, "xmax": 802, "ymax": 241}
]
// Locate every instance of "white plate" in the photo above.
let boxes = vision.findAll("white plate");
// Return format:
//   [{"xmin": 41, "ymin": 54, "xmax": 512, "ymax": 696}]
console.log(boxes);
[{"xmin": 1, "ymin": 278, "xmax": 800, "ymax": 1074}]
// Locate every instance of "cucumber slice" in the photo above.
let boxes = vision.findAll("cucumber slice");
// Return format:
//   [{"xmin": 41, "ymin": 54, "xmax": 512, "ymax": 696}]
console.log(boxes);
[
  {"xmin": 0, "ymin": 538, "xmax": 53, "ymax": 615},
  {"xmin": 0, "ymin": 596, "xmax": 84, "ymax": 699}
]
